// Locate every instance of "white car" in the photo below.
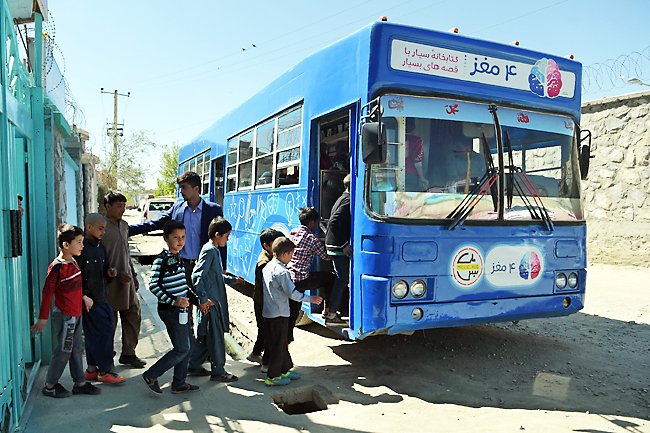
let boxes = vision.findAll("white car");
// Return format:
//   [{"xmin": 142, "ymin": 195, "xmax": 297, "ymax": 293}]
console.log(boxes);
[{"xmin": 141, "ymin": 198, "xmax": 175, "ymax": 224}]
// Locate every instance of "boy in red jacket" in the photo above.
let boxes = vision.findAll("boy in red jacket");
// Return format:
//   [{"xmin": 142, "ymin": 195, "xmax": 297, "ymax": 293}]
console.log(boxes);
[{"xmin": 32, "ymin": 224, "xmax": 101, "ymax": 398}]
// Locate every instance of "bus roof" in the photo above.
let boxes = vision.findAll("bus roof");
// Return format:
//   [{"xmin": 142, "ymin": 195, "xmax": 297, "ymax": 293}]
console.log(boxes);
[{"xmin": 180, "ymin": 21, "xmax": 582, "ymax": 163}]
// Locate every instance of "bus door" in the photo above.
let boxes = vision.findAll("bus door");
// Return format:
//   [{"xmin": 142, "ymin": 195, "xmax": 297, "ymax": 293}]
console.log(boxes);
[{"xmin": 312, "ymin": 106, "xmax": 354, "ymax": 318}]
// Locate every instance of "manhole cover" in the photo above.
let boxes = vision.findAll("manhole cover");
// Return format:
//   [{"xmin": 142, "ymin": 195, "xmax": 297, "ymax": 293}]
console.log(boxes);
[{"xmin": 272, "ymin": 385, "xmax": 337, "ymax": 415}]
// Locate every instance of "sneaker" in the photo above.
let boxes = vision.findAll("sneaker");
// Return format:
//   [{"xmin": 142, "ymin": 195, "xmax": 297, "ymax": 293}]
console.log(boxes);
[
  {"xmin": 281, "ymin": 370, "xmax": 302, "ymax": 380},
  {"xmin": 119, "ymin": 355, "xmax": 146, "ymax": 368},
  {"xmin": 171, "ymin": 383, "xmax": 200, "ymax": 394},
  {"xmin": 260, "ymin": 365, "xmax": 268, "ymax": 373},
  {"xmin": 325, "ymin": 314, "xmax": 346, "ymax": 324},
  {"xmin": 42, "ymin": 383, "xmax": 70, "ymax": 398},
  {"xmin": 72, "ymin": 382, "xmax": 101, "ymax": 395},
  {"xmin": 187, "ymin": 367, "xmax": 211, "ymax": 376},
  {"xmin": 246, "ymin": 353, "xmax": 263, "ymax": 364},
  {"xmin": 210, "ymin": 372, "xmax": 238, "ymax": 383},
  {"xmin": 98, "ymin": 372, "xmax": 126, "ymax": 384},
  {"xmin": 142, "ymin": 374, "xmax": 162, "ymax": 395},
  {"xmin": 84, "ymin": 369, "xmax": 99, "ymax": 381},
  {"xmin": 264, "ymin": 376, "xmax": 291, "ymax": 386}
]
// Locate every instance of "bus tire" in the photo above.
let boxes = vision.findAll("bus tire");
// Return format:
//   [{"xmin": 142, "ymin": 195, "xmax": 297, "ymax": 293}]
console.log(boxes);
[{"xmin": 295, "ymin": 310, "xmax": 313, "ymax": 327}]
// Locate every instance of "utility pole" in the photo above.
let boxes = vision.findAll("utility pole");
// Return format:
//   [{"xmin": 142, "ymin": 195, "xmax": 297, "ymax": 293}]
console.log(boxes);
[{"xmin": 101, "ymin": 88, "xmax": 130, "ymax": 188}]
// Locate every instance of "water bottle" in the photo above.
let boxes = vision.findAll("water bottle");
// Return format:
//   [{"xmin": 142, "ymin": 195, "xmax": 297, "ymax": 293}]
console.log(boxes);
[{"xmin": 178, "ymin": 307, "xmax": 188, "ymax": 325}]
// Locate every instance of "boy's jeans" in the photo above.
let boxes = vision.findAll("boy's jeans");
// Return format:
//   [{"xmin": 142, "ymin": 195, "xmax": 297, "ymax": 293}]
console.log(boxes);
[
  {"xmin": 144, "ymin": 305, "xmax": 191, "ymax": 388},
  {"xmin": 45, "ymin": 309, "xmax": 84, "ymax": 385}
]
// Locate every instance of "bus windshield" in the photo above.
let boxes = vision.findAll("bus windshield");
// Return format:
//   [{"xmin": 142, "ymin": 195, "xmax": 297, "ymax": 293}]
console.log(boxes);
[{"xmin": 368, "ymin": 95, "xmax": 583, "ymax": 222}]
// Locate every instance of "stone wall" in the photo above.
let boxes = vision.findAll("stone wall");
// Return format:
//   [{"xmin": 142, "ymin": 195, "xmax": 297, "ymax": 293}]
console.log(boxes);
[{"xmin": 581, "ymin": 90, "xmax": 650, "ymax": 265}]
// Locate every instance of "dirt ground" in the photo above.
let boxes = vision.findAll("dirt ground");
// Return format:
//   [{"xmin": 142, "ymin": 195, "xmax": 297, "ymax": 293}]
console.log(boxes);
[{"xmin": 227, "ymin": 263, "xmax": 649, "ymax": 431}]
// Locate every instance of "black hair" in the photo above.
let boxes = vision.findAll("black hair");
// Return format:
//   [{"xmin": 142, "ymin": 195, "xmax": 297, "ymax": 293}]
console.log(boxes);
[
  {"xmin": 208, "ymin": 216, "xmax": 232, "ymax": 239},
  {"xmin": 259, "ymin": 228, "xmax": 283, "ymax": 247},
  {"xmin": 163, "ymin": 220, "xmax": 185, "ymax": 238},
  {"xmin": 104, "ymin": 191, "xmax": 127, "ymax": 206},
  {"xmin": 298, "ymin": 207, "xmax": 320, "ymax": 226},
  {"xmin": 272, "ymin": 237, "xmax": 295, "ymax": 256},
  {"xmin": 57, "ymin": 224, "xmax": 84, "ymax": 248},
  {"xmin": 177, "ymin": 171, "xmax": 201, "ymax": 189}
]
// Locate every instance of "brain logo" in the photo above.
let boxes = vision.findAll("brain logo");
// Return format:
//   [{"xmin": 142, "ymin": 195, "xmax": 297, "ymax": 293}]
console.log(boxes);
[
  {"xmin": 519, "ymin": 251, "xmax": 541, "ymax": 280},
  {"xmin": 528, "ymin": 58, "xmax": 563, "ymax": 98}
]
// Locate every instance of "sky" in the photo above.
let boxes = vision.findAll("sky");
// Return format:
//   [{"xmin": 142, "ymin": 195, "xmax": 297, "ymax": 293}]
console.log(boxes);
[{"xmin": 45, "ymin": 0, "xmax": 650, "ymax": 188}]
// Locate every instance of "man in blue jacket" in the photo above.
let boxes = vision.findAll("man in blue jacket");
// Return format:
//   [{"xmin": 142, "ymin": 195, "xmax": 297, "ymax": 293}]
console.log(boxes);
[{"xmin": 129, "ymin": 171, "xmax": 226, "ymax": 281}]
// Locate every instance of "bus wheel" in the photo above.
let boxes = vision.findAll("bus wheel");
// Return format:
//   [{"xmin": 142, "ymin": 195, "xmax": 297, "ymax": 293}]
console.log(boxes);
[{"xmin": 295, "ymin": 310, "xmax": 313, "ymax": 326}]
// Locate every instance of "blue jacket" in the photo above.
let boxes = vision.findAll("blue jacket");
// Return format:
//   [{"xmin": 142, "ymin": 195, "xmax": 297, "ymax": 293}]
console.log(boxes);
[{"xmin": 129, "ymin": 199, "xmax": 226, "ymax": 266}]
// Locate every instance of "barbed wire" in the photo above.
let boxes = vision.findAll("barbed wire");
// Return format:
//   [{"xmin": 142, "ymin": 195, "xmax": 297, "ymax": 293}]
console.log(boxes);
[{"xmin": 582, "ymin": 46, "xmax": 650, "ymax": 93}]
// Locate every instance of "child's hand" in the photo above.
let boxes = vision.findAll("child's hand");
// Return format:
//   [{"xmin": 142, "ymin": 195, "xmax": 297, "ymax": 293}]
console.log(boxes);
[
  {"xmin": 31, "ymin": 319, "xmax": 47, "ymax": 333},
  {"xmin": 310, "ymin": 296, "xmax": 323, "ymax": 305},
  {"xmin": 235, "ymin": 276, "xmax": 245, "ymax": 285},
  {"xmin": 199, "ymin": 300, "xmax": 212, "ymax": 314},
  {"xmin": 174, "ymin": 297, "xmax": 190, "ymax": 308},
  {"xmin": 342, "ymin": 245, "xmax": 352, "ymax": 257},
  {"xmin": 83, "ymin": 295, "xmax": 94, "ymax": 312},
  {"xmin": 107, "ymin": 267, "xmax": 118, "ymax": 278}
]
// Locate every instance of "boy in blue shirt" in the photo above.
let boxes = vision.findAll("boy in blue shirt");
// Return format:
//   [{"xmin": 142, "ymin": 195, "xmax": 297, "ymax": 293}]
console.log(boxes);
[{"xmin": 262, "ymin": 237, "xmax": 322, "ymax": 386}]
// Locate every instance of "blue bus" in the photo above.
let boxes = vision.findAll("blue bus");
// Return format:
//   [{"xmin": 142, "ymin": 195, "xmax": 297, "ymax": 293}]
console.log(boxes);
[{"xmin": 178, "ymin": 20, "xmax": 591, "ymax": 340}]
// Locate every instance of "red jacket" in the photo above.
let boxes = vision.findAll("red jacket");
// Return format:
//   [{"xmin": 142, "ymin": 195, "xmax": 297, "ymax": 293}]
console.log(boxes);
[{"xmin": 38, "ymin": 257, "xmax": 83, "ymax": 319}]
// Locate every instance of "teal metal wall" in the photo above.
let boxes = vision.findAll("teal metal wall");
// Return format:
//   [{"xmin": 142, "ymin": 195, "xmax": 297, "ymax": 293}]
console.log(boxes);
[{"xmin": 0, "ymin": 3, "xmax": 57, "ymax": 431}]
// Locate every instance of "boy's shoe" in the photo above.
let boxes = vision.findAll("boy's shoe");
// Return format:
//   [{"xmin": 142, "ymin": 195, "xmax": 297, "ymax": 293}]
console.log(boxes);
[
  {"xmin": 264, "ymin": 376, "xmax": 291, "ymax": 387},
  {"xmin": 84, "ymin": 369, "xmax": 99, "ymax": 381},
  {"xmin": 72, "ymin": 382, "xmax": 101, "ymax": 395},
  {"xmin": 281, "ymin": 370, "xmax": 302, "ymax": 381},
  {"xmin": 210, "ymin": 372, "xmax": 238, "ymax": 383},
  {"xmin": 119, "ymin": 355, "xmax": 146, "ymax": 368},
  {"xmin": 142, "ymin": 374, "xmax": 162, "ymax": 395},
  {"xmin": 260, "ymin": 365, "xmax": 268, "ymax": 373},
  {"xmin": 98, "ymin": 372, "xmax": 126, "ymax": 384},
  {"xmin": 42, "ymin": 383, "xmax": 71, "ymax": 398},
  {"xmin": 246, "ymin": 353, "xmax": 263, "ymax": 364},
  {"xmin": 187, "ymin": 367, "xmax": 211, "ymax": 376},
  {"xmin": 171, "ymin": 383, "xmax": 200, "ymax": 394}
]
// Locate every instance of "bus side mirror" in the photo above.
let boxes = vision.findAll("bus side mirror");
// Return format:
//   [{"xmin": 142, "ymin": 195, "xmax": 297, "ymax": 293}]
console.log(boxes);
[
  {"xmin": 362, "ymin": 122, "xmax": 386, "ymax": 164},
  {"xmin": 579, "ymin": 129, "xmax": 592, "ymax": 180}
]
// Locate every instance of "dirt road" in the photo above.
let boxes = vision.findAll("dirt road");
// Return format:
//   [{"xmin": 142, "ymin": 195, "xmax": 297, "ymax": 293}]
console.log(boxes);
[{"xmin": 227, "ymin": 263, "xmax": 649, "ymax": 431}]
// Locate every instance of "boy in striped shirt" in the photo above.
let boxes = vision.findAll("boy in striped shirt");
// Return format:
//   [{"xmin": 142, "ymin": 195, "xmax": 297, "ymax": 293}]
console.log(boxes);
[{"xmin": 142, "ymin": 221, "xmax": 199, "ymax": 395}]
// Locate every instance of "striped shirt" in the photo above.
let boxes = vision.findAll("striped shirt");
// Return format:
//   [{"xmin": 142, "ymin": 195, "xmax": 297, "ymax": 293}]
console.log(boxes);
[{"xmin": 149, "ymin": 249, "xmax": 188, "ymax": 305}]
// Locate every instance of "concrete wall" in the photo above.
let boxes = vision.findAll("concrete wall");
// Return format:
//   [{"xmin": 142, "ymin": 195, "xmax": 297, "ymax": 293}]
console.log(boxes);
[{"xmin": 581, "ymin": 91, "xmax": 650, "ymax": 265}]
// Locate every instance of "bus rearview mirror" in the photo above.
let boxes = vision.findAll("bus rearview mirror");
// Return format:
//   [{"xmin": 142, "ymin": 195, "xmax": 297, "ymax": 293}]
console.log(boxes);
[
  {"xmin": 362, "ymin": 122, "xmax": 387, "ymax": 164},
  {"xmin": 578, "ymin": 129, "xmax": 592, "ymax": 180}
]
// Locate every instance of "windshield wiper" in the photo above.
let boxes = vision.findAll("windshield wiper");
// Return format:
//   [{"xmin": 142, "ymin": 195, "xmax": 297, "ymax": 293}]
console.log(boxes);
[
  {"xmin": 504, "ymin": 131, "xmax": 554, "ymax": 231},
  {"xmin": 447, "ymin": 132, "xmax": 499, "ymax": 230}
]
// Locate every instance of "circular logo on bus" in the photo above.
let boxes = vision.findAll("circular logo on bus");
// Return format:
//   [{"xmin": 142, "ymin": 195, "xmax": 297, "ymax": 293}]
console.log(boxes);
[{"xmin": 451, "ymin": 246, "xmax": 484, "ymax": 287}]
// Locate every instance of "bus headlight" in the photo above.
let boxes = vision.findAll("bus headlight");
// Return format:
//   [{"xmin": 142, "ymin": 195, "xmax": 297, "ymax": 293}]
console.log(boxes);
[
  {"xmin": 567, "ymin": 272, "xmax": 578, "ymax": 288},
  {"xmin": 392, "ymin": 280, "xmax": 408, "ymax": 299},
  {"xmin": 555, "ymin": 272, "xmax": 567, "ymax": 289},
  {"xmin": 410, "ymin": 280, "xmax": 426, "ymax": 298}
]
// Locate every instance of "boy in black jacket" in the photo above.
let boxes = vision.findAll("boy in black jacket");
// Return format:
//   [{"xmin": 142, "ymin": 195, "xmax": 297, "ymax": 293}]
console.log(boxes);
[
  {"xmin": 79, "ymin": 214, "xmax": 126, "ymax": 383},
  {"xmin": 324, "ymin": 174, "xmax": 352, "ymax": 323}
]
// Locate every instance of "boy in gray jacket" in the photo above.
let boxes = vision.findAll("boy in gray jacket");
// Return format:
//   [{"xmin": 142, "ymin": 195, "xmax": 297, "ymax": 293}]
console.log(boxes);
[
  {"xmin": 187, "ymin": 217, "xmax": 243, "ymax": 382},
  {"xmin": 262, "ymin": 237, "xmax": 322, "ymax": 386}
]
